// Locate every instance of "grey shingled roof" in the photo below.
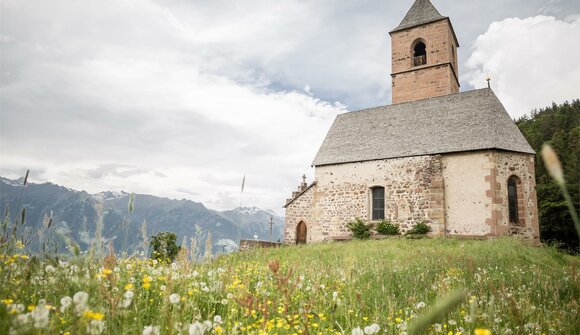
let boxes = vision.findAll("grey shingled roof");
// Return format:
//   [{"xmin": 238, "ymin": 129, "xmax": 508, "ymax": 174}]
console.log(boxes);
[
  {"xmin": 312, "ymin": 89, "xmax": 535, "ymax": 167},
  {"xmin": 391, "ymin": 0, "xmax": 446, "ymax": 33}
]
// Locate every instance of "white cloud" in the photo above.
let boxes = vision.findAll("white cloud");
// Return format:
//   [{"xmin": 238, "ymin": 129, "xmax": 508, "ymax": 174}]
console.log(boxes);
[
  {"xmin": 465, "ymin": 15, "xmax": 580, "ymax": 118},
  {"xmin": 1, "ymin": 0, "xmax": 579, "ymax": 215}
]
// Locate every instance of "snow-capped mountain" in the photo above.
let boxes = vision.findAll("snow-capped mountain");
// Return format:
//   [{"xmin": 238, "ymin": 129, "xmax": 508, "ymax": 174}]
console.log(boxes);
[{"xmin": 0, "ymin": 177, "xmax": 284, "ymax": 254}]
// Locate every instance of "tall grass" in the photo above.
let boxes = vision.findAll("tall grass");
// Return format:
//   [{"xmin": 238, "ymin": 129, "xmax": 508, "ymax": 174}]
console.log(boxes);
[{"xmin": 1, "ymin": 238, "xmax": 578, "ymax": 334}]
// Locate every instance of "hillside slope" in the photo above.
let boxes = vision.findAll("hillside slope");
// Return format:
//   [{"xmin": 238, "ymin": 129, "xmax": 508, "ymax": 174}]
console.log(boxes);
[{"xmin": 0, "ymin": 238, "xmax": 577, "ymax": 334}]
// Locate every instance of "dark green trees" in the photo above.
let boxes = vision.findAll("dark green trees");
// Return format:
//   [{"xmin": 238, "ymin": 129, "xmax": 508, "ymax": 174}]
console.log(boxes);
[{"xmin": 517, "ymin": 100, "xmax": 579, "ymax": 252}]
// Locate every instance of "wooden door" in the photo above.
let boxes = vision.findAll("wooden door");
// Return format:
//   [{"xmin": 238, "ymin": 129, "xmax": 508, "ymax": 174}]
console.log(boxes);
[{"xmin": 296, "ymin": 222, "xmax": 307, "ymax": 244}]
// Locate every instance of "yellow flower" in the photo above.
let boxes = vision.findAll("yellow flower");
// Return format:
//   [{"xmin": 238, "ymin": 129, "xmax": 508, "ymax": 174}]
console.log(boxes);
[
  {"xmin": 102, "ymin": 269, "xmax": 113, "ymax": 275},
  {"xmin": 83, "ymin": 310, "xmax": 105, "ymax": 320},
  {"xmin": 215, "ymin": 326, "xmax": 224, "ymax": 334},
  {"xmin": 143, "ymin": 283, "xmax": 151, "ymax": 289},
  {"xmin": 1, "ymin": 299, "xmax": 13, "ymax": 305},
  {"xmin": 124, "ymin": 283, "xmax": 134, "ymax": 290},
  {"xmin": 474, "ymin": 329, "xmax": 491, "ymax": 335}
]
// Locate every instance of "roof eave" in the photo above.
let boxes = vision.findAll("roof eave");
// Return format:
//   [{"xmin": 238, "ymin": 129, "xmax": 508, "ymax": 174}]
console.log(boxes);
[{"xmin": 313, "ymin": 148, "xmax": 536, "ymax": 168}]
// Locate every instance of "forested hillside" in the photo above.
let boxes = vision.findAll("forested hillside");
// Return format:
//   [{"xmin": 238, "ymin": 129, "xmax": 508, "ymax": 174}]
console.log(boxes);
[{"xmin": 516, "ymin": 99, "xmax": 579, "ymax": 251}]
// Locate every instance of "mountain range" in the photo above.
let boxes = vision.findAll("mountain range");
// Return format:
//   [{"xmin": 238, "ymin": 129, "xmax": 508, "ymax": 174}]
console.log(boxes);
[{"xmin": 0, "ymin": 177, "xmax": 284, "ymax": 255}]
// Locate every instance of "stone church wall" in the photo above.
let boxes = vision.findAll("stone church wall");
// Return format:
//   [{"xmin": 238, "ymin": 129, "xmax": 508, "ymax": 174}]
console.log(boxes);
[
  {"xmin": 305, "ymin": 155, "xmax": 446, "ymax": 242},
  {"xmin": 491, "ymin": 151, "xmax": 539, "ymax": 243},
  {"xmin": 442, "ymin": 151, "xmax": 539, "ymax": 243},
  {"xmin": 443, "ymin": 152, "xmax": 494, "ymax": 236},
  {"xmin": 284, "ymin": 186, "xmax": 314, "ymax": 244}
]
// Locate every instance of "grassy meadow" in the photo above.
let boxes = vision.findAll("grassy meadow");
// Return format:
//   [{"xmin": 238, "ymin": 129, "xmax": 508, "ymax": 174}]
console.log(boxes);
[{"xmin": 0, "ymin": 238, "xmax": 579, "ymax": 335}]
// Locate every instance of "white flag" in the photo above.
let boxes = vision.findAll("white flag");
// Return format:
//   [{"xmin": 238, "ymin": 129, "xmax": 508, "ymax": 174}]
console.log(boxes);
[{"xmin": 241, "ymin": 175, "xmax": 245, "ymax": 193}]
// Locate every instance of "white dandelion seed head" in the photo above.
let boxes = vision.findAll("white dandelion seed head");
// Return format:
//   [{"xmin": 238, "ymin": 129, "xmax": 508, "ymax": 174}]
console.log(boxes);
[
  {"xmin": 364, "ymin": 323, "xmax": 380, "ymax": 334},
  {"xmin": 169, "ymin": 293, "xmax": 180, "ymax": 304}
]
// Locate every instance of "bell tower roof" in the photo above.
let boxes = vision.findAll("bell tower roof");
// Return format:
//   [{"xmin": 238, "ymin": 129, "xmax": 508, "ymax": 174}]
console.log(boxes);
[{"xmin": 391, "ymin": 0, "xmax": 446, "ymax": 33}]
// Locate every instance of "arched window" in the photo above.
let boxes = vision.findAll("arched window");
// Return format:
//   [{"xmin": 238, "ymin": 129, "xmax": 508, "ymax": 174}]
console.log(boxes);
[
  {"xmin": 371, "ymin": 186, "xmax": 385, "ymax": 220},
  {"xmin": 413, "ymin": 41, "xmax": 427, "ymax": 66},
  {"xmin": 507, "ymin": 176, "xmax": 521, "ymax": 224}
]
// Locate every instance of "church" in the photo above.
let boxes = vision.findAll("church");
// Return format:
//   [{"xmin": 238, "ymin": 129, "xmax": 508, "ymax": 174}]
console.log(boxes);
[{"xmin": 283, "ymin": 0, "xmax": 540, "ymax": 244}]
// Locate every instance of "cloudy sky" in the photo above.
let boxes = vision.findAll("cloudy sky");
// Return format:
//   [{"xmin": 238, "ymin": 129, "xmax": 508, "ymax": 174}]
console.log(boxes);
[{"xmin": 1, "ymin": 0, "xmax": 579, "ymax": 214}]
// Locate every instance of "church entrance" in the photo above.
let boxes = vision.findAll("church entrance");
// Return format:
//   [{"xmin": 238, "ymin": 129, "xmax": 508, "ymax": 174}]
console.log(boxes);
[{"xmin": 296, "ymin": 222, "xmax": 307, "ymax": 244}]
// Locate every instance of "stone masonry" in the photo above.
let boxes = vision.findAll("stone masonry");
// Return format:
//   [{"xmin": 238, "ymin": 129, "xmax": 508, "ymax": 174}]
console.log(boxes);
[
  {"xmin": 391, "ymin": 19, "xmax": 459, "ymax": 104},
  {"xmin": 285, "ymin": 155, "xmax": 446, "ymax": 243}
]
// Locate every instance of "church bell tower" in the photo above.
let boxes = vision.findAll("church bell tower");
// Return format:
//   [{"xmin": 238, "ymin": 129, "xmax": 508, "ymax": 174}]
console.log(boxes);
[{"xmin": 390, "ymin": 0, "xmax": 460, "ymax": 104}]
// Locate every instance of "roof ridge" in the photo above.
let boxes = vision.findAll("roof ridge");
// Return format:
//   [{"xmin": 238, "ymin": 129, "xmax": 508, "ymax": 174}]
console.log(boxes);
[{"xmin": 345, "ymin": 88, "xmax": 492, "ymax": 115}]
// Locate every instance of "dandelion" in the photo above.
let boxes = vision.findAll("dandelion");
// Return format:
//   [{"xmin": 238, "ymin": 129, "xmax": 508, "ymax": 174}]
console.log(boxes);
[
  {"xmin": 73, "ymin": 291, "xmax": 89, "ymax": 305},
  {"xmin": 169, "ymin": 293, "xmax": 180, "ymax": 304},
  {"xmin": 213, "ymin": 315, "xmax": 222, "ymax": 324},
  {"xmin": 189, "ymin": 321, "xmax": 207, "ymax": 335},
  {"xmin": 143, "ymin": 325, "xmax": 160, "ymax": 335},
  {"xmin": 352, "ymin": 327, "xmax": 364, "ymax": 335},
  {"xmin": 364, "ymin": 323, "xmax": 380, "ymax": 334},
  {"xmin": 416, "ymin": 301, "xmax": 426, "ymax": 309},
  {"xmin": 60, "ymin": 296, "xmax": 72, "ymax": 313},
  {"xmin": 434, "ymin": 323, "xmax": 443, "ymax": 332},
  {"xmin": 31, "ymin": 303, "xmax": 49, "ymax": 328},
  {"xmin": 84, "ymin": 310, "xmax": 105, "ymax": 320},
  {"xmin": 45, "ymin": 265, "xmax": 55, "ymax": 273},
  {"xmin": 474, "ymin": 329, "xmax": 491, "ymax": 335},
  {"xmin": 87, "ymin": 320, "xmax": 105, "ymax": 335}
]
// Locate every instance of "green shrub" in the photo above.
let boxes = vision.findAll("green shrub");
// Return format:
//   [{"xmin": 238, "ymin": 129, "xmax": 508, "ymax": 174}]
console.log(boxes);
[
  {"xmin": 376, "ymin": 220, "xmax": 401, "ymax": 235},
  {"xmin": 150, "ymin": 231, "xmax": 182, "ymax": 261},
  {"xmin": 406, "ymin": 221, "xmax": 431, "ymax": 235},
  {"xmin": 347, "ymin": 218, "xmax": 372, "ymax": 239}
]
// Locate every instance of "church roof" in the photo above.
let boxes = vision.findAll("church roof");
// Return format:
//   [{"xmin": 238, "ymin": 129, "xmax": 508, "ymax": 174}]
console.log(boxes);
[
  {"xmin": 391, "ymin": 0, "xmax": 446, "ymax": 33},
  {"xmin": 312, "ymin": 89, "xmax": 535, "ymax": 167}
]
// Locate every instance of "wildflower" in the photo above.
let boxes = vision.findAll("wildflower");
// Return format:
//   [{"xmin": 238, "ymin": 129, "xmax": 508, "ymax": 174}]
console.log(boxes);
[
  {"xmin": 31, "ymin": 303, "xmax": 49, "ymax": 328},
  {"xmin": 364, "ymin": 323, "xmax": 380, "ymax": 334},
  {"xmin": 160, "ymin": 285, "xmax": 167, "ymax": 291},
  {"xmin": 434, "ymin": 323, "xmax": 442, "ymax": 332},
  {"xmin": 416, "ymin": 301, "xmax": 426, "ymax": 309},
  {"xmin": 448, "ymin": 320, "xmax": 457, "ymax": 326},
  {"xmin": 84, "ymin": 310, "xmax": 105, "ymax": 320},
  {"xmin": 60, "ymin": 296, "xmax": 72, "ymax": 313},
  {"xmin": 87, "ymin": 319, "xmax": 105, "ymax": 335},
  {"xmin": 189, "ymin": 321, "xmax": 208, "ymax": 335},
  {"xmin": 143, "ymin": 325, "xmax": 160, "ymax": 335},
  {"xmin": 45, "ymin": 265, "xmax": 55, "ymax": 273},
  {"xmin": 214, "ymin": 315, "xmax": 222, "ymax": 324},
  {"xmin": 474, "ymin": 329, "xmax": 491, "ymax": 335},
  {"xmin": 124, "ymin": 283, "xmax": 134, "ymax": 290},
  {"xmin": 169, "ymin": 293, "xmax": 180, "ymax": 304},
  {"xmin": 352, "ymin": 327, "xmax": 364, "ymax": 335},
  {"xmin": 73, "ymin": 291, "xmax": 89, "ymax": 305}
]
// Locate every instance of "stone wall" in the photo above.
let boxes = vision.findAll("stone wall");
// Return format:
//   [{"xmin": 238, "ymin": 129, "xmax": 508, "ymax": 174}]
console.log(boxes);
[
  {"xmin": 443, "ymin": 152, "xmax": 495, "ymax": 236},
  {"xmin": 284, "ymin": 186, "xmax": 315, "ymax": 244},
  {"xmin": 491, "ymin": 151, "xmax": 539, "ymax": 243},
  {"xmin": 239, "ymin": 239, "xmax": 282, "ymax": 252},
  {"xmin": 284, "ymin": 151, "xmax": 539, "ymax": 244},
  {"xmin": 303, "ymin": 155, "xmax": 446, "ymax": 242},
  {"xmin": 391, "ymin": 19, "xmax": 459, "ymax": 104},
  {"xmin": 442, "ymin": 151, "xmax": 539, "ymax": 243}
]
